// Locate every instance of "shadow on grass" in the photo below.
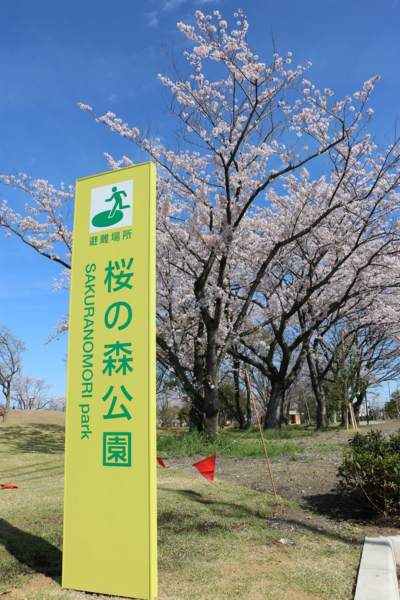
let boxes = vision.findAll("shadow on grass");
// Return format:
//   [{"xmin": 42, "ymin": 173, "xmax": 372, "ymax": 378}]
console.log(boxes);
[
  {"xmin": 0, "ymin": 519, "xmax": 62, "ymax": 582},
  {"xmin": 0, "ymin": 424, "xmax": 65, "ymax": 454},
  {"xmin": 160, "ymin": 487, "xmax": 360, "ymax": 545},
  {"xmin": 302, "ymin": 490, "xmax": 400, "ymax": 534},
  {"xmin": 173, "ymin": 487, "xmax": 277, "ymax": 520},
  {"xmin": 304, "ymin": 490, "xmax": 376, "ymax": 523},
  {"xmin": 158, "ymin": 510, "xmax": 228, "ymax": 535}
]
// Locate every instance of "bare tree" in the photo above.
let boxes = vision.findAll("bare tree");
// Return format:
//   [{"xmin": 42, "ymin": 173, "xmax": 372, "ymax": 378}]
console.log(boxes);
[
  {"xmin": 47, "ymin": 395, "xmax": 66, "ymax": 412},
  {"xmin": 11, "ymin": 374, "xmax": 53, "ymax": 410},
  {"xmin": 156, "ymin": 395, "xmax": 179, "ymax": 427},
  {"xmin": 0, "ymin": 324, "xmax": 26, "ymax": 422}
]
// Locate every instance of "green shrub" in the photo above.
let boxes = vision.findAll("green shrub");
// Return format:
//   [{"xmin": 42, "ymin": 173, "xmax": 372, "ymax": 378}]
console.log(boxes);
[{"xmin": 338, "ymin": 430, "xmax": 400, "ymax": 515}]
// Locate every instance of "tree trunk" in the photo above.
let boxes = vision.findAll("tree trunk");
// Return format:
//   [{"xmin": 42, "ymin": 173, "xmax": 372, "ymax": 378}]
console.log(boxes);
[
  {"xmin": 352, "ymin": 393, "xmax": 364, "ymax": 425},
  {"xmin": 200, "ymin": 329, "xmax": 221, "ymax": 435},
  {"xmin": 202, "ymin": 371, "xmax": 220, "ymax": 435},
  {"xmin": 189, "ymin": 404, "xmax": 203, "ymax": 432},
  {"xmin": 341, "ymin": 405, "xmax": 350, "ymax": 426},
  {"xmin": 3, "ymin": 382, "xmax": 10, "ymax": 423},
  {"xmin": 233, "ymin": 357, "xmax": 245, "ymax": 429},
  {"xmin": 204, "ymin": 413, "xmax": 219, "ymax": 436},
  {"xmin": 264, "ymin": 381, "xmax": 284, "ymax": 430},
  {"xmin": 282, "ymin": 391, "xmax": 290, "ymax": 426},
  {"xmin": 311, "ymin": 382, "xmax": 329, "ymax": 429},
  {"xmin": 305, "ymin": 344, "xmax": 329, "ymax": 429},
  {"xmin": 316, "ymin": 399, "xmax": 329, "ymax": 429},
  {"xmin": 190, "ymin": 387, "xmax": 220, "ymax": 434},
  {"xmin": 246, "ymin": 380, "xmax": 252, "ymax": 429},
  {"xmin": 188, "ymin": 321, "xmax": 207, "ymax": 432}
]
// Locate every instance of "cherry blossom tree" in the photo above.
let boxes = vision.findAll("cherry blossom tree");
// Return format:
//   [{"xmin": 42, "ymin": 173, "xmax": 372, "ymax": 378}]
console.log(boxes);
[
  {"xmin": 2, "ymin": 9, "xmax": 400, "ymax": 435},
  {"xmin": 0, "ymin": 324, "xmax": 26, "ymax": 421},
  {"xmin": 313, "ymin": 317, "xmax": 400, "ymax": 426},
  {"xmin": 48, "ymin": 395, "xmax": 66, "ymax": 411},
  {"xmin": 0, "ymin": 175, "xmax": 73, "ymax": 270},
  {"xmin": 301, "ymin": 295, "xmax": 400, "ymax": 428},
  {"xmin": 89, "ymin": 9, "xmax": 400, "ymax": 434},
  {"xmin": 229, "ymin": 186, "xmax": 400, "ymax": 430},
  {"xmin": 0, "ymin": 176, "xmax": 73, "ymax": 340},
  {"xmin": 11, "ymin": 374, "xmax": 54, "ymax": 410}
]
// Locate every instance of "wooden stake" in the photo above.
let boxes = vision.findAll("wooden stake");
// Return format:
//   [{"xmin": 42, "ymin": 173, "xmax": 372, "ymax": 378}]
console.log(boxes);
[
  {"xmin": 349, "ymin": 403, "xmax": 358, "ymax": 430},
  {"xmin": 245, "ymin": 368, "xmax": 277, "ymax": 499},
  {"xmin": 353, "ymin": 405, "xmax": 358, "ymax": 429}
]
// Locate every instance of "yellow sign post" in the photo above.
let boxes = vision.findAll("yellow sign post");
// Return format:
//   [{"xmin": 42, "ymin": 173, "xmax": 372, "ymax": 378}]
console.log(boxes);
[{"xmin": 62, "ymin": 163, "xmax": 157, "ymax": 599}]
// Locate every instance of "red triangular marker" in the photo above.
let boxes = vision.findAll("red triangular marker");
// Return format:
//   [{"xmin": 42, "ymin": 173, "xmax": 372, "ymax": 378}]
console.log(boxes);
[
  {"xmin": 193, "ymin": 454, "xmax": 216, "ymax": 483},
  {"xmin": 156, "ymin": 457, "xmax": 166, "ymax": 467},
  {"xmin": 0, "ymin": 484, "xmax": 18, "ymax": 489}
]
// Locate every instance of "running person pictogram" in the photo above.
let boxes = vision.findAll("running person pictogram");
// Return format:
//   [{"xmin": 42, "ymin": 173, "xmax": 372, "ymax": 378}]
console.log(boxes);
[
  {"xmin": 91, "ymin": 182, "xmax": 133, "ymax": 230},
  {"xmin": 106, "ymin": 187, "xmax": 130, "ymax": 218}
]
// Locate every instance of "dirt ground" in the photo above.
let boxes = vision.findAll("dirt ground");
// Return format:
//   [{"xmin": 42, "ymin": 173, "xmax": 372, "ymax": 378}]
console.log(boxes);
[{"xmin": 168, "ymin": 421, "xmax": 400, "ymax": 544}]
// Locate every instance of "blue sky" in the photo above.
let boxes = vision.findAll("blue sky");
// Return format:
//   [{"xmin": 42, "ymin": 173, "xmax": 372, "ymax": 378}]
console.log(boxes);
[{"xmin": 1, "ymin": 0, "xmax": 399, "ymax": 401}]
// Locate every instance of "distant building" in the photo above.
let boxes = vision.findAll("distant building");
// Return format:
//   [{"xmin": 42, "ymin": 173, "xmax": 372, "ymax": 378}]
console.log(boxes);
[
  {"xmin": 260, "ymin": 410, "xmax": 301, "ymax": 425},
  {"xmin": 289, "ymin": 410, "xmax": 301, "ymax": 425}
]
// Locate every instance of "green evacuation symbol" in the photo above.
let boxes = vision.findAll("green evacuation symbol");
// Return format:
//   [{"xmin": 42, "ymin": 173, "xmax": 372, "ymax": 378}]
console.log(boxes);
[{"xmin": 92, "ymin": 186, "xmax": 130, "ymax": 228}]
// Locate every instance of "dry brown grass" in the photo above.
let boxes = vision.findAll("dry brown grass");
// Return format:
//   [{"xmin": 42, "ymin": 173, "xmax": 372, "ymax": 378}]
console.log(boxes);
[
  {"xmin": 0, "ymin": 422, "xmax": 360, "ymax": 600},
  {"xmin": 3, "ymin": 410, "xmax": 66, "ymax": 426}
]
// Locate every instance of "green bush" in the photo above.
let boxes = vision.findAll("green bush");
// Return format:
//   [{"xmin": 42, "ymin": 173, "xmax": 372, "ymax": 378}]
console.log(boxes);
[{"xmin": 338, "ymin": 430, "xmax": 400, "ymax": 515}]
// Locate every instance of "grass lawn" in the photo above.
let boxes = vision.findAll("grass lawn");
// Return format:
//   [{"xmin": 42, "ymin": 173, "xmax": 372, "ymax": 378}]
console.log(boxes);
[
  {"xmin": 156, "ymin": 425, "xmax": 315, "ymax": 460},
  {"xmin": 0, "ymin": 421, "xmax": 360, "ymax": 600}
]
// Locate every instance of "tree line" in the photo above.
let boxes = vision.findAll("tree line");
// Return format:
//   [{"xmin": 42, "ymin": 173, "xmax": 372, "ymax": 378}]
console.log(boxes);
[{"xmin": 0, "ymin": 323, "xmax": 65, "ymax": 420}]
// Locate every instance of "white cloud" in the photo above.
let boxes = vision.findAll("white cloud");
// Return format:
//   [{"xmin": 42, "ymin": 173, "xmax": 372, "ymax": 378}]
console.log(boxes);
[
  {"xmin": 145, "ymin": 10, "xmax": 159, "ymax": 27},
  {"xmin": 162, "ymin": 0, "xmax": 187, "ymax": 11},
  {"xmin": 146, "ymin": 0, "xmax": 219, "ymax": 29}
]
